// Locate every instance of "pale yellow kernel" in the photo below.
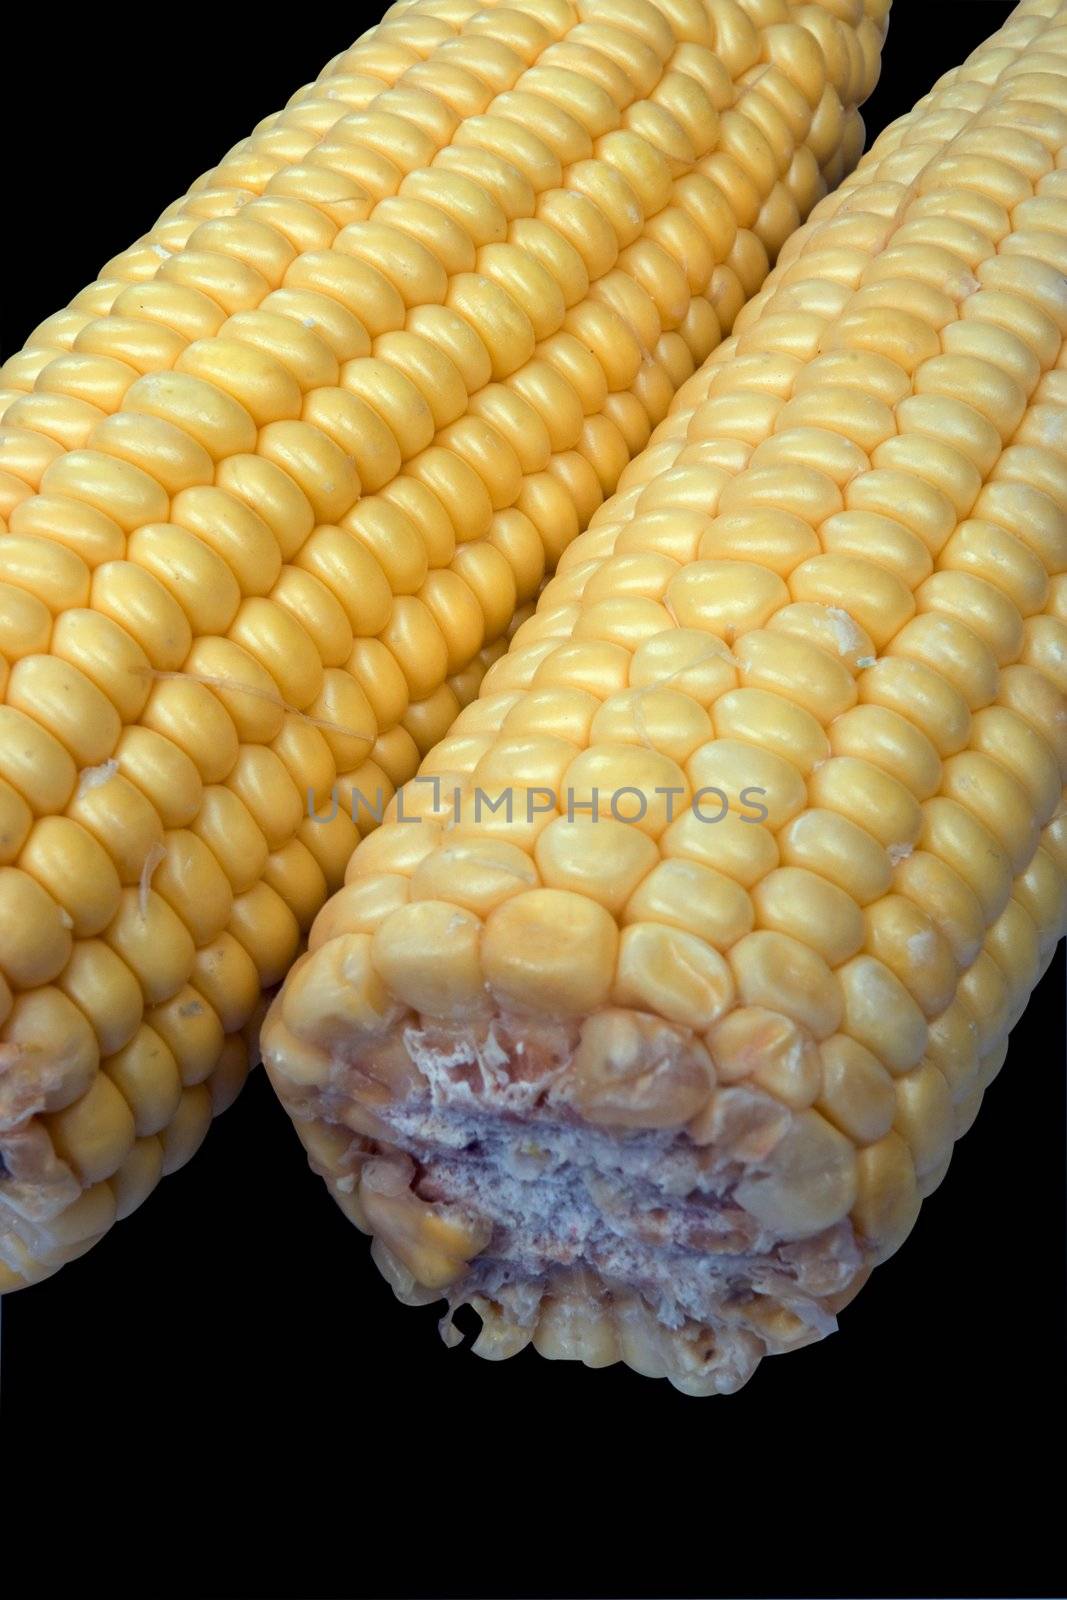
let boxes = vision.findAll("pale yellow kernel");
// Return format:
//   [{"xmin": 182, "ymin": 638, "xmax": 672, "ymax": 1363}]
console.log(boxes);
[
  {"xmin": 667, "ymin": 558, "xmax": 790, "ymax": 636},
  {"xmin": 0, "ymin": 777, "xmax": 33, "ymax": 870},
  {"xmin": 828, "ymin": 704, "xmax": 942, "ymax": 801},
  {"xmin": 712, "ymin": 686, "xmax": 830, "ymax": 774},
  {"xmin": 768, "ymin": 600, "xmax": 876, "ymax": 674},
  {"xmin": 735, "ymin": 1109, "xmax": 857, "ymax": 1241},
  {"xmin": 502, "ymin": 686, "xmax": 599, "ymax": 745},
  {"xmin": 809, "ymin": 756, "xmax": 923, "ymax": 853},
  {"xmin": 7, "ymin": 654, "xmax": 121, "ymax": 769},
  {"xmin": 229, "ymin": 882, "xmax": 302, "ymax": 987},
  {"xmin": 482, "ymin": 889, "xmax": 618, "ymax": 1016},
  {"xmin": 40, "ymin": 447, "xmax": 169, "ymax": 532},
  {"xmin": 821, "ymin": 510, "xmax": 932, "ymax": 591},
  {"xmin": 2, "ymin": 986, "xmax": 100, "ymax": 1111},
  {"xmin": 941, "ymin": 750, "xmax": 1039, "ymax": 874},
  {"xmin": 859, "ymin": 657, "xmax": 971, "ymax": 759},
  {"xmin": 1013, "ymin": 848, "xmax": 1066, "ymax": 953},
  {"xmin": 736, "ymin": 629, "xmax": 858, "ymax": 725},
  {"xmin": 10, "ymin": 494, "xmax": 123, "ymax": 572},
  {"xmin": 104, "ymin": 1025, "xmax": 183, "ymax": 1138},
  {"xmin": 189, "ymin": 932, "xmax": 264, "ymax": 1033},
  {"xmin": 567, "ymin": 1008, "xmax": 714, "ymax": 1131},
  {"xmin": 207, "ymin": 1033, "xmax": 248, "ymax": 1116},
  {"xmin": 225, "ymin": 745, "xmax": 303, "ymax": 853},
  {"xmin": 110, "ymin": 1136, "xmax": 165, "ymax": 1221},
  {"xmin": 851, "ymin": 1132, "xmax": 921, "ymax": 1263},
  {"xmin": 790, "ymin": 554, "xmax": 916, "ymax": 651},
  {"xmin": 0, "ymin": 706, "xmax": 78, "ymax": 816},
  {"xmin": 176, "ymin": 336, "xmax": 301, "ymax": 426},
  {"xmin": 661, "ymin": 805, "xmax": 779, "ymax": 888},
  {"xmin": 0, "ymin": 580, "xmax": 52, "ymax": 662},
  {"xmin": 708, "ymin": 1006, "xmax": 822, "ymax": 1110},
  {"xmin": 45, "ymin": 1073, "xmax": 136, "ymax": 1187},
  {"xmin": 140, "ymin": 676, "xmax": 239, "ymax": 785},
  {"xmin": 535, "ymin": 817, "xmax": 656, "ymax": 915},
  {"xmin": 308, "ymin": 873, "xmax": 410, "ymax": 950},
  {"xmin": 192, "ymin": 787, "xmax": 269, "ymax": 895},
  {"xmin": 372, "ymin": 901, "xmax": 485, "ymax": 1018},
  {"xmin": 817, "ymin": 1034, "xmax": 897, "ymax": 1146},
  {"xmin": 106, "ymin": 886, "xmax": 196, "ymax": 1006},
  {"xmin": 144, "ymin": 988, "xmax": 225, "ymax": 1088},
  {"xmin": 263, "ymin": 839, "xmax": 328, "ymax": 933},
  {"xmin": 0, "ymin": 866, "xmax": 73, "ymax": 987},
  {"xmin": 864, "ymin": 894, "xmax": 959, "ymax": 1018},
  {"xmin": 66, "ymin": 772, "xmax": 165, "ymax": 891},
  {"xmin": 471, "ymin": 733, "xmax": 575, "ymax": 797},
  {"xmin": 923, "ymin": 997, "xmax": 981, "ymax": 1103},
  {"xmin": 295, "ymin": 524, "xmax": 392, "ymax": 637},
  {"xmin": 728, "ymin": 930, "xmax": 842, "ymax": 1039},
  {"xmin": 57, "ymin": 940, "xmax": 142, "ymax": 1058},
  {"xmin": 918, "ymin": 797, "xmax": 1012, "ymax": 925},
  {"xmin": 589, "ymin": 687, "xmax": 712, "ymax": 764},
  {"xmin": 563, "ymin": 742, "xmax": 691, "ymax": 838},
  {"xmin": 616, "ymin": 509, "xmax": 714, "ymax": 566},
  {"xmin": 687, "ymin": 738, "xmax": 807, "ymax": 831},
  {"xmin": 121, "ymin": 371, "xmax": 256, "ymax": 460},
  {"xmin": 889, "ymin": 612, "xmax": 998, "ymax": 712},
  {"xmin": 893, "ymin": 1061, "xmax": 955, "ymax": 1179},
  {"xmin": 159, "ymin": 1084, "xmax": 213, "ymax": 1176},
  {"xmin": 282, "ymin": 934, "xmax": 401, "ymax": 1049},
  {"xmin": 630, "ymin": 620, "xmax": 739, "ymax": 704},
  {"xmin": 19, "ymin": 815, "xmax": 122, "ymax": 939},
  {"xmin": 837, "ymin": 954, "xmax": 929, "ymax": 1077},
  {"xmin": 29, "ymin": 1181, "xmax": 116, "ymax": 1261},
  {"xmin": 88, "ymin": 409, "xmax": 214, "ymax": 495},
  {"xmin": 170, "ymin": 485, "xmax": 282, "ymax": 598},
  {"xmin": 614, "ymin": 921, "xmax": 734, "ymax": 1032},
  {"xmin": 753, "ymin": 865, "xmax": 865, "ymax": 966},
  {"xmin": 958, "ymin": 950, "xmax": 1011, "ymax": 1057},
  {"xmin": 623, "ymin": 855, "xmax": 753, "ymax": 949}
]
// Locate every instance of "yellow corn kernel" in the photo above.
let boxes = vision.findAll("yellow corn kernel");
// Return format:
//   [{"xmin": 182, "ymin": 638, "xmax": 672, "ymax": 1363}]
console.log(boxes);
[{"xmin": 103, "ymin": 1025, "xmax": 184, "ymax": 1138}]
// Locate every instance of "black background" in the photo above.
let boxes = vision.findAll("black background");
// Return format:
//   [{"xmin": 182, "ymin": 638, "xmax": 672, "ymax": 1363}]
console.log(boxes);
[{"xmin": 2, "ymin": 5, "xmax": 1064, "ymax": 1598}]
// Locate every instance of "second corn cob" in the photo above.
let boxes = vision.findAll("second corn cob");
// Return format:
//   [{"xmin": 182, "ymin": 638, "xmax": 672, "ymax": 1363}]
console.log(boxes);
[
  {"xmin": 264, "ymin": 0, "xmax": 1067, "ymax": 1395},
  {"xmin": 0, "ymin": 0, "xmax": 889, "ymax": 1290}
]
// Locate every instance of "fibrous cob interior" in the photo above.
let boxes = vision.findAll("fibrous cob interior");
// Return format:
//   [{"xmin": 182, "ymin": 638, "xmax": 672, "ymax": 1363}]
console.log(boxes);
[
  {"xmin": 0, "ymin": 0, "xmax": 890, "ymax": 1290},
  {"xmin": 264, "ymin": 0, "xmax": 1067, "ymax": 1396}
]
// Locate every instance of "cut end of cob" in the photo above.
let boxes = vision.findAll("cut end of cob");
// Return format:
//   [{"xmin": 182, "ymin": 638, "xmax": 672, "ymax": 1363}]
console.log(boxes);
[{"xmin": 265, "ymin": 987, "xmax": 877, "ymax": 1394}]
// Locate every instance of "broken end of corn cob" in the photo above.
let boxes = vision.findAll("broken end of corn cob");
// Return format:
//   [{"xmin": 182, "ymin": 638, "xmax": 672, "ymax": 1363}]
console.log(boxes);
[{"xmin": 264, "ymin": 974, "xmax": 884, "ymax": 1395}]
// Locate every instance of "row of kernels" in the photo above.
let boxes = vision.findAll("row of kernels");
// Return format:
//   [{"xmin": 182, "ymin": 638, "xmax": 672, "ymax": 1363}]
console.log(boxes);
[
  {"xmin": 6, "ymin": 4, "xmax": 870, "ymax": 582},
  {"xmin": 319, "ymin": 764, "xmax": 940, "ymax": 1062},
  {"xmin": 758, "ymin": 59, "xmax": 1067, "ymax": 1126},
  {"xmin": 0, "ymin": 688, "xmax": 281, "ymax": 1072},
  {"xmin": 321, "ymin": 23, "xmax": 838, "ymax": 713},
  {"xmin": 329, "ymin": 8, "xmax": 1060, "ymax": 1284}
]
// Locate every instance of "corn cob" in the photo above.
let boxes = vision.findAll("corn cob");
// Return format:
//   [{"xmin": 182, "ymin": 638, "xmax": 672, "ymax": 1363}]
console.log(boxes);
[
  {"xmin": 264, "ymin": 0, "xmax": 1067, "ymax": 1396},
  {"xmin": 0, "ymin": 3, "xmax": 889, "ymax": 1292}
]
